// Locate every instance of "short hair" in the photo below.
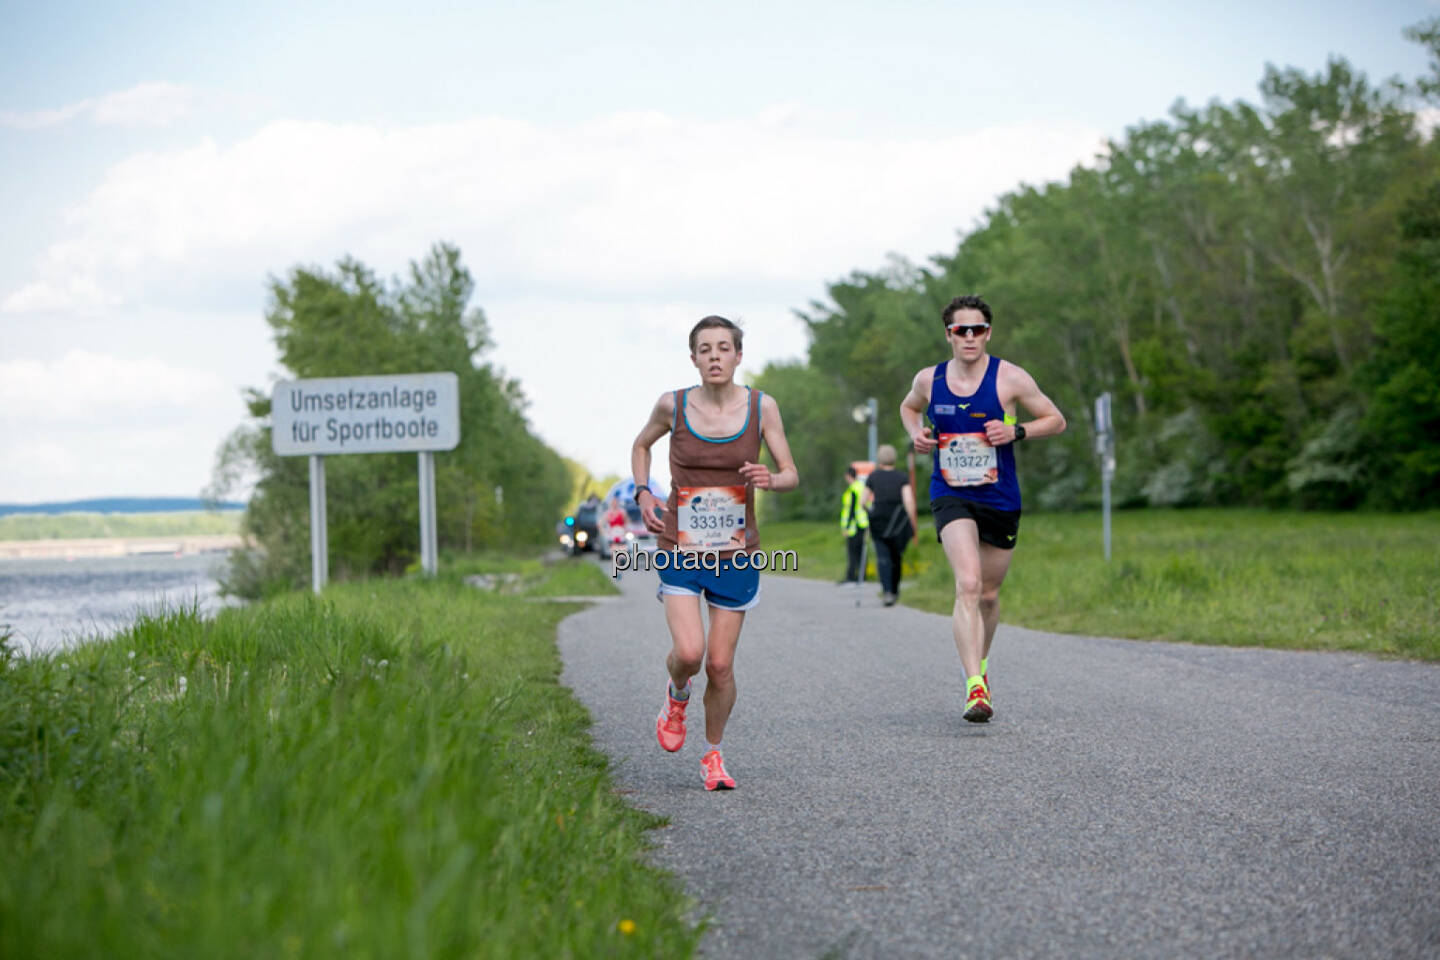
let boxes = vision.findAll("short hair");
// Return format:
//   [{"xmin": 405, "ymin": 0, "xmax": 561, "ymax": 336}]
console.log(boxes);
[
  {"xmin": 941, "ymin": 295, "xmax": 993, "ymax": 329},
  {"xmin": 876, "ymin": 444, "xmax": 897, "ymax": 466},
  {"xmin": 845, "ymin": 466, "xmax": 857, "ymax": 479},
  {"xmin": 689, "ymin": 315, "xmax": 743, "ymax": 353}
]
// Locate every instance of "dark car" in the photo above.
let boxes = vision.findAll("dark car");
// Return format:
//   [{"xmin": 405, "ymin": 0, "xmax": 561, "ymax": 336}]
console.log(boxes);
[{"xmin": 559, "ymin": 500, "xmax": 606, "ymax": 558}]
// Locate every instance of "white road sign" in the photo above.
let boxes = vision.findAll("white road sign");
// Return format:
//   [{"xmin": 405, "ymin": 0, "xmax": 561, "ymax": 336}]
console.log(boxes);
[{"xmin": 272, "ymin": 372, "xmax": 460, "ymax": 456}]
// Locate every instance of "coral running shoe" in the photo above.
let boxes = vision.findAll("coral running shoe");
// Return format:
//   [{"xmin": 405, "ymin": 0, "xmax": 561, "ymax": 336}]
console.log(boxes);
[
  {"xmin": 655, "ymin": 687, "xmax": 688, "ymax": 752},
  {"xmin": 701, "ymin": 750, "xmax": 736, "ymax": 790},
  {"xmin": 963, "ymin": 684, "xmax": 993, "ymax": 723}
]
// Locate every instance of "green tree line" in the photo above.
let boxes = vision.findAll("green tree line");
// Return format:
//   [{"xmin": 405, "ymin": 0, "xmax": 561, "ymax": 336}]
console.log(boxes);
[
  {"xmin": 208, "ymin": 243, "xmax": 571, "ymax": 598},
  {"xmin": 757, "ymin": 23, "xmax": 1440, "ymax": 519}
]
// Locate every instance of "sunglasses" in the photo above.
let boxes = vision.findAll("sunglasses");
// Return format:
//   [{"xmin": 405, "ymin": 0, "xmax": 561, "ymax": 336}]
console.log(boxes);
[{"xmin": 948, "ymin": 323, "xmax": 990, "ymax": 338}]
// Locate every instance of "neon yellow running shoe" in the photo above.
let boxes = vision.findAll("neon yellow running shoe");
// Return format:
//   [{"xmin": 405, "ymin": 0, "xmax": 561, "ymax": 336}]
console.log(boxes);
[{"xmin": 963, "ymin": 684, "xmax": 993, "ymax": 723}]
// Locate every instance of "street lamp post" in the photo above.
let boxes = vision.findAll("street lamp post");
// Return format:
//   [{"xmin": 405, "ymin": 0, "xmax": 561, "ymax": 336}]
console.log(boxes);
[
  {"xmin": 850, "ymin": 397, "xmax": 879, "ymax": 603},
  {"xmin": 852, "ymin": 397, "xmax": 878, "ymax": 464},
  {"xmin": 1095, "ymin": 392, "xmax": 1115, "ymax": 561}
]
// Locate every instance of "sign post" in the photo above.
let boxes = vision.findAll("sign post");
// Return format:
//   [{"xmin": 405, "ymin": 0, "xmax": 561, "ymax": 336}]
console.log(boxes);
[
  {"xmin": 850, "ymin": 398, "xmax": 879, "ymax": 605},
  {"xmin": 1094, "ymin": 392, "xmax": 1115, "ymax": 561},
  {"xmin": 309, "ymin": 454, "xmax": 328, "ymax": 591},
  {"xmin": 272, "ymin": 372, "xmax": 461, "ymax": 593},
  {"xmin": 418, "ymin": 451, "xmax": 437, "ymax": 577}
]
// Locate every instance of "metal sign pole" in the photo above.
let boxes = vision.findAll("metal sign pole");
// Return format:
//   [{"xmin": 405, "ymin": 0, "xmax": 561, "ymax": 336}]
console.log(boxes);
[
  {"xmin": 1095, "ymin": 392, "xmax": 1114, "ymax": 562},
  {"xmin": 866, "ymin": 396, "xmax": 878, "ymax": 464},
  {"xmin": 854, "ymin": 397, "xmax": 878, "ymax": 606},
  {"xmin": 1102, "ymin": 461, "xmax": 1112, "ymax": 562},
  {"xmin": 309, "ymin": 454, "xmax": 328, "ymax": 593},
  {"xmin": 418, "ymin": 451, "xmax": 438, "ymax": 576}
]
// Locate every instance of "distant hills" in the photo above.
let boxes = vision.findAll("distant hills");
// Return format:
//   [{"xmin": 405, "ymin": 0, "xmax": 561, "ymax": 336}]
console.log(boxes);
[{"xmin": 0, "ymin": 498, "xmax": 247, "ymax": 517}]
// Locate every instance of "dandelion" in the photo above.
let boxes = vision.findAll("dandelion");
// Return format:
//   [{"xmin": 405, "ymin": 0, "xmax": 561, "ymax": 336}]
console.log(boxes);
[
  {"xmin": 617, "ymin": 919, "xmax": 636, "ymax": 936},
  {"xmin": 60, "ymin": 662, "xmax": 69, "ymax": 671},
  {"xmin": 128, "ymin": 651, "xmax": 136, "ymax": 660},
  {"xmin": 178, "ymin": 676, "xmax": 188, "ymax": 696}
]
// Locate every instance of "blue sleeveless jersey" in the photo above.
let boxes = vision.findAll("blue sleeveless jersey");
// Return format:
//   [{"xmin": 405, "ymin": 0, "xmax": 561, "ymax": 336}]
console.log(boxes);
[{"xmin": 927, "ymin": 356, "xmax": 1021, "ymax": 510}]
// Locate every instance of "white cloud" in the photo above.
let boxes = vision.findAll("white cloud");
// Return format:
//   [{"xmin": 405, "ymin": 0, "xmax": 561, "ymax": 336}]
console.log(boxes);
[
  {"xmin": 0, "ymin": 83, "xmax": 194, "ymax": 131},
  {"xmin": 1418, "ymin": 107, "xmax": 1440, "ymax": 137},
  {"xmin": 3, "ymin": 110, "xmax": 1103, "ymax": 315},
  {"xmin": 0, "ymin": 350, "xmax": 228, "ymax": 422},
  {"xmin": 2, "ymin": 108, "xmax": 1103, "ymax": 499},
  {"xmin": 0, "ymin": 350, "xmax": 235, "ymax": 501}
]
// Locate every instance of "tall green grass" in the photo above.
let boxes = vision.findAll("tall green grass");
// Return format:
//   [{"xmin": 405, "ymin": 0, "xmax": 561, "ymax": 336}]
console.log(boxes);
[
  {"xmin": 0, "ymin": 558, "xmax": 699, "ymax": 958},
  {"xmin": 766, "ymin": 509, "xmax": 1440, "ymax": 660}
]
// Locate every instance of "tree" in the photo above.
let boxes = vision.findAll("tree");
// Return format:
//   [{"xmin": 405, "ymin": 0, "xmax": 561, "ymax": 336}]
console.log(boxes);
[
  {"xmin": 770, "ymin": 39, "xmax": 1435, "ymax": 512},
  {"xmin": 208, "ymin": 243, "xmax": 570, "ymax": 597},
  {"xmin": 1357, "ymin": 176, "xmax": 1440, "ymax": 507}
]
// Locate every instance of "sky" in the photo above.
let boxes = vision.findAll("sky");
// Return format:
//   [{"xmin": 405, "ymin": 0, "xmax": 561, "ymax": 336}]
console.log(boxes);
[{"xmin": 1, "ymin": 0, "xmax": 1435, "ymax": 503}]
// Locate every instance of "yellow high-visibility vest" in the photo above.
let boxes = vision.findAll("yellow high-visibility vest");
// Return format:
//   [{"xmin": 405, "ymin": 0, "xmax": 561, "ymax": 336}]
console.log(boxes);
[{"xmin": 839, "ymin": 478, "xmax": 869, "ymax": 535}]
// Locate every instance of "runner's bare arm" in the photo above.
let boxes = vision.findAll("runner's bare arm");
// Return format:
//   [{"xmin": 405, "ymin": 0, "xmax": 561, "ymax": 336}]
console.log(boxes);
[
  {"xmin": 900, "ymin": 368, "xmax": 936, "ymax": 454},
  {"xmin": 984, "ymin": 363, "xmax": 1066, "ymax": 445},
  {"xmin": 740, "ymin": 394, "xmax": 799, "ymax": 492},
  {"xmin": 632, "ymin": 392, "xmax": 675, "ymax": 533},
  {"xmin": 901, "ymin": 482, "xmax": 919, "ymax": 543}
]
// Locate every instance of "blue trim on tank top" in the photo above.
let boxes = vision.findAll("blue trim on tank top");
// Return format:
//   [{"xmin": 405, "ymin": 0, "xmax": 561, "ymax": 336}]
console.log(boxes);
[{"xmin": 681, "ymin": 386, "xmax": 755, "ymax": 443}]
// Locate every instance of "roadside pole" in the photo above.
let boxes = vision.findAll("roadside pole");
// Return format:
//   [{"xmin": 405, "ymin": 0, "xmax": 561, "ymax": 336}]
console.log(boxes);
[
  {"xmin": 1095, "ymin": 392, "xmax": 1115, "ymax": 561},
  {"xmin": 418, "ymin": 451, "xmax": 437, "ymax": 576},
  {"xmin": 309, "ymin": 455, "xmax": 328, "ymax": 593},
  {"xmin": 855, "ymin": 397, "xmax": 878, "ymax": 606}
]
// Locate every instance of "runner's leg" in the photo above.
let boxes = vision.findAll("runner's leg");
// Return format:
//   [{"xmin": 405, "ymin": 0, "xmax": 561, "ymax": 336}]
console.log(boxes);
[
  {"xmin": 663, "ymin": 594, "xmax": 707, "ymax": 690},
  {"xmin": 939, "ymin": 519, "xmax": 985, "ymax": 680},
  {"xmin": 701, "ymin": 606, "xmax": 745, "ymax": 745},
  {"xmin": 978, "ymin": 542, "xmax": 1014, "ymax": 661}
]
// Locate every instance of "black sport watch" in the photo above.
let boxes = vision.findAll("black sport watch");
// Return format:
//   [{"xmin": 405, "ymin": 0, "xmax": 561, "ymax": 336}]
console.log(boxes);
[{"xmin": 1012, "ymin": 423, "xmax": 1027, "ymax": 442}]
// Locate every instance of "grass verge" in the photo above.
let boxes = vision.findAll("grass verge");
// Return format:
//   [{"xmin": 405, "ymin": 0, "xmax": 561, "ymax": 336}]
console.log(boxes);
[
  {"xmin": 0, "ymin": 556, "xmax": 700, "ymax": 958},
  {"xmin": 765, "ymin": 509, "xmax": 1440, "ymax": 660},
  {"xmin": 0, "ymin": 510, "xmax": 242, "ymax": 541}
]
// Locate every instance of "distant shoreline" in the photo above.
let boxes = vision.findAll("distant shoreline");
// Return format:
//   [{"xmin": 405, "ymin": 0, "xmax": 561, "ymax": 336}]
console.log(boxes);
[
  {"xmin": 0, "ymin": 535, "xmax": 245, "ymax": 559},
  {"xmin": 0, "ymin": 498, "xmax": 246, "ymax": 518}
]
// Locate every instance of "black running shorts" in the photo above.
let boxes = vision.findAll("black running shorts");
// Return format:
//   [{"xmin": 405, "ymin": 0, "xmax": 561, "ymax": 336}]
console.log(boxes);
[{"xmin": 931, "ymin": 496, "xmax": 1022, "ymax": 550}]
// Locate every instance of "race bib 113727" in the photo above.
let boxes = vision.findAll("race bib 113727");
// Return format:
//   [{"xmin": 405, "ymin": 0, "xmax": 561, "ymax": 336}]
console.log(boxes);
[{"xmin": 937, "ymin": 432, "xmax": 998, "ymax": 487}]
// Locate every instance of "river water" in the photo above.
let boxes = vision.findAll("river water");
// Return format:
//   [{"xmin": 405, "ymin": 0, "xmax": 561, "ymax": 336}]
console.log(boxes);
[{"xmin": 0, "ymin": 552, "xmax": 240, "ymax": 656}]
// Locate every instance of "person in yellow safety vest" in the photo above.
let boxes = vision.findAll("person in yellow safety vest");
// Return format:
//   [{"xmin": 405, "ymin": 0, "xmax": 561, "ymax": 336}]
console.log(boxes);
[{"xmin": 838, "ymin": 465, "xmax": 869, "ymax": 584}]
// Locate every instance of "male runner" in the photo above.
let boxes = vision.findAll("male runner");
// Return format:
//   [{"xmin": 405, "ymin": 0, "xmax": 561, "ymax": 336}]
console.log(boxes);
[
  {"xmin": 631, "ymin": 316, "xmax": 799, "ymax": 789},
  {"xmin": 899, "ymin": 295, "xmax": 1065, "ymax": 722}
]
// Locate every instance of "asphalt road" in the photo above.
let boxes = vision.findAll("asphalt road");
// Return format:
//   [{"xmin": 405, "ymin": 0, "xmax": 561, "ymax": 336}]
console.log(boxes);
[{"xmin": 557, "ymin": 562, "xmax": 1440, "ymax": 959}]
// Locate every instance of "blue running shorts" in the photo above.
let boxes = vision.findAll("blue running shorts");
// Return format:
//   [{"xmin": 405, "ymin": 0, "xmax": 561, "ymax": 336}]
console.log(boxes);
[{"xmin": 655, "ymin": 554, "xmax": 762, "ymax": 611}]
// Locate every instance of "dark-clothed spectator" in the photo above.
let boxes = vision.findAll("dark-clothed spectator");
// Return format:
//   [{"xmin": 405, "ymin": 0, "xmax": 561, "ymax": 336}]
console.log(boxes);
[{"xmin": 865, "ymin": 445, "xmax": 918, "ymax": 606}]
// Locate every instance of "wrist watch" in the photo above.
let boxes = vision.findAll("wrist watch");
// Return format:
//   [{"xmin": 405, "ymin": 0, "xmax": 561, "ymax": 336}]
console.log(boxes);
[{"xmin": 1012, "ymin": 423, "xmax": 1027, "ymax": 442}]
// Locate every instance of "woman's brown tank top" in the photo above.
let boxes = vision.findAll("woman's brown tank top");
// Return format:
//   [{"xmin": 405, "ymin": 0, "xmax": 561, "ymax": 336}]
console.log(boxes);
[{"xmin": 659, "ymin": 386, "xmax": 762, "ymax": 559}]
